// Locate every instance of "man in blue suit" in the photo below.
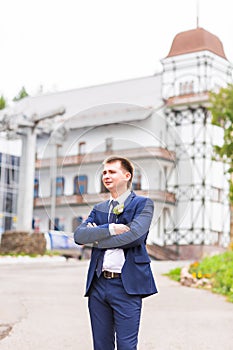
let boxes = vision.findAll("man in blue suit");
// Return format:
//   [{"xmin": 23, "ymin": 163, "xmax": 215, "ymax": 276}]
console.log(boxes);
[{"xmin": 74, "ymin": 156, "xmax": 158, "ymax": 350}]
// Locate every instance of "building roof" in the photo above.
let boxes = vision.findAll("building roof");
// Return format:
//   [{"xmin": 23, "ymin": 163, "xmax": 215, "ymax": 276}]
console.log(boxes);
[
  {"xmin": 1, "ymin": 74, "xmax": 163, "ymax": 130},
  {"xmin": 166, "ymin": 27, "xmax": 227, "ymax": 60}
]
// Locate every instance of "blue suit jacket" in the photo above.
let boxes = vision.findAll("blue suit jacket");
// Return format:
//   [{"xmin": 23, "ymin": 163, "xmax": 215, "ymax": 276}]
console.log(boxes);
[{"xmin": 74, "ymin": 191, "xmax": 158, "ymax": 297}]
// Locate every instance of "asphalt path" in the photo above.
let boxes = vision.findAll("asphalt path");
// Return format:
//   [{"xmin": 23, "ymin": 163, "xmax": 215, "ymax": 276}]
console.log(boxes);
[{"xmin": 0, "ymin": 257, "xmax": 233, "ymax": 350}]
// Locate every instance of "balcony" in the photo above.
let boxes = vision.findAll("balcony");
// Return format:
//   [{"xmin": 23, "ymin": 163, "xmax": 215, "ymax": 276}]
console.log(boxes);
[
  {"xmin": 34, "ymin": 189, "xmax": 176, "ymax": 208},
  {"xmin": 35, "ymin": 146, "xmax": 176, "ymax": 169},
  {"xmin": 166, "ymin": 92, "xmax": 209, "ymax": 108}
]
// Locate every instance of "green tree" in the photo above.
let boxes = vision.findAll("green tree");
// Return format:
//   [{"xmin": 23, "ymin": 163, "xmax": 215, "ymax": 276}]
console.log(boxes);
[
  {"xmin": 208, "ymin": 83, "xmax": 233, "ymax": 203},
  {"xmin": 13, "ymin": 86, "xmax": 29, "ymax": 101},
  {"xmin": 0, "ymin": 95, "xmax": 6, "ymax": 110}
]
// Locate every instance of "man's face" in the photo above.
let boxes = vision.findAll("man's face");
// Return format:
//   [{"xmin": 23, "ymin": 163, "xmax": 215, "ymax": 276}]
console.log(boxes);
[{"xmin": 102, "ymin": 161, "xmax": 131, "ymax": 195}]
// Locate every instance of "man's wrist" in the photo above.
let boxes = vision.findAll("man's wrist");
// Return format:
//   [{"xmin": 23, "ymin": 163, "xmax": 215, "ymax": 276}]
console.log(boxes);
[{"xmin": 109, "ymin": 223, "xmax": 116, "ymax": 235}]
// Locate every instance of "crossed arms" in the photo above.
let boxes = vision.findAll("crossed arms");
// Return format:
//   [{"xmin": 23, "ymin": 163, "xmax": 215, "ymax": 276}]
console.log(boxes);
[{"xmin": 74, "ymin": 198, "xmax": 154, "ymax": 249}]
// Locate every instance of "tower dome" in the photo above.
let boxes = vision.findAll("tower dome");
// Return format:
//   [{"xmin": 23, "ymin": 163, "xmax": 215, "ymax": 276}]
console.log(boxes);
[{"xmin": 166, "ymin": 27, "xmax": 227, "ymax": 60}]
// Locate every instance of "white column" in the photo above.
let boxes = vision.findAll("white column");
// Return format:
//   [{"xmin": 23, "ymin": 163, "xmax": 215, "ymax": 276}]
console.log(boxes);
[
  {"xmin": 50, "ymin": 144, "xmax": 58, "ymax": 230},
  {"xmin": 17, "ymin": 128, "xmax": 36, "ymax": 231}
]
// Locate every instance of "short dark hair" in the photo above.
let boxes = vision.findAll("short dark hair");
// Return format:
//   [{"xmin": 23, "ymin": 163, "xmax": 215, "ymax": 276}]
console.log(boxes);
[{"xmin": 103, "ymin": 156, "xmax": 134, "ymax": 188}]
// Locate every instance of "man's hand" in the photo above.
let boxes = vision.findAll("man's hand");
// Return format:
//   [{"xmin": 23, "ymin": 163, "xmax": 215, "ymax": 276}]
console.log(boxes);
[
  {"xmin": 86, "ymin": 222, "xmax": 130, "ymax": 235},
  {"xmin": 111, "ymin": 224, "xmax": 130, "ymax": 235},
  {"xmin": 87, "ymin": 222, "xmax": 97, "ymax": 227}
]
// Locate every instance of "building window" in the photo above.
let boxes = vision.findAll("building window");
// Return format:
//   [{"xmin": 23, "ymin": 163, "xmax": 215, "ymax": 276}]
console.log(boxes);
[
  {"xmin": 5, "ymin": 168, "xmax": 19, "ymax": 189},
  {"xmin": 54, "ymin": 217, "xmax": 65, "ymax": 231},
  {"xmin": 56, "ymin": 177, "xmax": 65, "ymax": 196},
  {"xmin": 179, "ymin": 80, "xmax": 194, "ymax": 95},
  {"xmin": 4, "ymin": 216, "xmax": 12, "ymax": 231},
  {"xmin": 0, "ymin": 153, "xmax": 20, "ymax": 232},
  {"xmin": 78, "ymin": 142, "xmax": 86, "ymax": 155},
  {"xmin": 32, "ymin": 217, "xmax": 40, "ymax": 232},
  {"xmin": 5, "ymin": 192, "xmax": 13, "ymax": 213},
  {"xmin": 74, "ymin": 175, "xmax": 88, "ymax": 195},
  {"xmin": 11, "ymin": 155, "xmax": 20, "ymax": 167},
  {"xmin": 72, "ymin": 216, "xmax": 83, "ymax": 231},
  {"xmin": 49, "ymin": 217, "xmax": 65, "ymax": 231},
  {"xmin": 211, "ymin": 187, "xmax": 222, "ymax": 202},
  {"xmin": 34, "ymin": 178, "xmax": 39, "ymax": 198},
  {"xmin": 132, "ymin": 169, "xmax": 141, "ymax": 190}
]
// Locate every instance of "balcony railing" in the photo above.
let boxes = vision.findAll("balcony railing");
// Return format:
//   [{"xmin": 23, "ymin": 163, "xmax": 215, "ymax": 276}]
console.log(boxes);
[
  {"xmin": 35, "ymin": 147, "xmax": 176, "ymax": 169},
  {"xmin": 166, "ymin": 92, "xmax": 209, "ymax": 108},
  {"xmin": 34, "ymin": 189, "xmax": 176, "ymax": 208}
]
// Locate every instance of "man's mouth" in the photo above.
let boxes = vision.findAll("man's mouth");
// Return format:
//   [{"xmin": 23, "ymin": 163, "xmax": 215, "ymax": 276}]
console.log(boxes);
[{"xmin": 104, "ymin": 181, "xmax": 112, "ymax": 186}]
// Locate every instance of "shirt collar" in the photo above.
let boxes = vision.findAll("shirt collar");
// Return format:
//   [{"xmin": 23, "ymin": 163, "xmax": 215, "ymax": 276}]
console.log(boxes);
[{"xmin": 110, "ymin": 189, "xmax": 131, "ymax": 205}]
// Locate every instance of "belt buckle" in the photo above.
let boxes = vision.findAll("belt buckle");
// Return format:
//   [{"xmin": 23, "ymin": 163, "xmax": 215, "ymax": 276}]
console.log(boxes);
[{"xmin": 103, "ymin": 271, "xmax": 114, "ymax": 279}]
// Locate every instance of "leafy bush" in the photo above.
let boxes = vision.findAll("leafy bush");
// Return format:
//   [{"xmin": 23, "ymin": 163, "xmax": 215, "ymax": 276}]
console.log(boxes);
[
  {"xmin": 166, "ymin": 251, "xmax": 233, "ymax": 303},
  {"xmin": 164, "ymin": 267, "xmax": 181, "ymax": 282},
  {"xmin": 189, "ymin": 251, "xmax": 233, "ymax": 302},
  {"xmin": 194, "ymin": 251, "xmax": 233, "ymax": 302}
]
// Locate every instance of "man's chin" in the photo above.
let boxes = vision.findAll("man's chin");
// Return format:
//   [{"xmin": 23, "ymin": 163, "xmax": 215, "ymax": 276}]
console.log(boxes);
[
  {"xmin": 104, "ymin": 184, "xmax": 113, "ymax": 191},
  {"xmin": 104, "ymin": 185, "xmax": 118, "ymax": 193},
  {"xmin": 104, "ymin": 183, "xmax": 114, "ymax": 188}
]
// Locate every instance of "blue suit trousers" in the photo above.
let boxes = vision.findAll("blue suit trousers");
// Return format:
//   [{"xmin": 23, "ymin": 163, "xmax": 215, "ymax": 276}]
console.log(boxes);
[{"xmin": 88, "ymin": 274, "xmax": 142, "ymax": 350}]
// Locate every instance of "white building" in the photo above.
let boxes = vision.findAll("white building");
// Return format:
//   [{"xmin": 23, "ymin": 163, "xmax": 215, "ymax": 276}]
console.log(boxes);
[
  {"xmin": 1, "ymin": 27, "xmax": 232, "ymax": 259},
  {"xmin": 0, "ymin": 137, "xmax": 21, "ymax": 234}
]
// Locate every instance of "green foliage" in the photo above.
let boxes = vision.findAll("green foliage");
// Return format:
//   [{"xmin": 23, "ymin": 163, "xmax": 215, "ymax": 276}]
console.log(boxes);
[
  {"xmin": 0, "ymin": 250, "xmax": 59, "ymax": 257},
  {"xmin": 13, "ymin": 86, "xmax": 29, "ymax": 101},
  {"xmin": 166, "ymin": 252, "xmax": 233, "ymax": 302},
  {"xmin": 44, "ymin": 250, "xmax": 61, "ymax": 256},
  {"xmin": 0, "ymin": 252, "xmax": 38, "ymax": 257},
  {"xmin": 209, "ymin": 84, "xmax": 233, "ymax": 203},
  {"xmin": 164, "ymin": 267, "xmax": 181, "ymax": 282},
  {"xmin": 189, "ymin": 251, "xmax": 233, "ymax": 302},
  {"xmin": 0, "ymin": 95, "xmax": 6, "ymax": 109},
  {"xmin": 229, "ymin": 181, "xmax": 233, "ymax": 203}
]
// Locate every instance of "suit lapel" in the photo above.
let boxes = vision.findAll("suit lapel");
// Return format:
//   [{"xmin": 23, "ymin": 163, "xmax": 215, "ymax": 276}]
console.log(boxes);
[
  {"xmin": 124, "ymin": 191, "xmax": 136, "ymax": 209},
  {"xmin": 99, "ymin": 200, "xmax": 110, "ymax": 223},
  {"xmin": 97, "ymin": 192, "xmax": 136, "ymax": 223},
  {"xmin": 116, "ymin": 191, "xmax": 136, "ymax": 222}
]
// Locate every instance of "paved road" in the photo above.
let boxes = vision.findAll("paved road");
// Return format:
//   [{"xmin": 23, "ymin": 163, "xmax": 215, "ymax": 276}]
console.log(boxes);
[{"xmin": 0, "ymin": 258, "xmax": 233, "ymax": 350}]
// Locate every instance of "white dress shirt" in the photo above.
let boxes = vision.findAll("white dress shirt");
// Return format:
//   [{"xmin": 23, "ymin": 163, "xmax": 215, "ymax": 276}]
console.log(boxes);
[{"xmin": 102, "ymin": 189, "xmax": 131, "ymax": 273}]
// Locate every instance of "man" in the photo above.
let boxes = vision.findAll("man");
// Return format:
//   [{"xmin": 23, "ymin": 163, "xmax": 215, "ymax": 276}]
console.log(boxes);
[{"xmin": 74, "ymin": 156, "xmax": 158, "ymax": 350}]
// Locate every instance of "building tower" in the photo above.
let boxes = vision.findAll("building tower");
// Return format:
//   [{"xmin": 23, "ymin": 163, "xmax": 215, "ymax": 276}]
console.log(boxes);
[{"xmin": 161, "ymin": 27, "xmax": 233, "ymax": 258}]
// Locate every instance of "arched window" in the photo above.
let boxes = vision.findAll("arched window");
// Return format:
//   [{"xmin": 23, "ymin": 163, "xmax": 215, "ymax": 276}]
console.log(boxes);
[
  {"xmin": 56, "ymin": 177, "xmax": 65, "ymax": 196},
  {"xmin": 132, "ymin": 169, "xmax": 141, "ymax": 190},
  {"xmin": 34, "ymin": 178, "xmax": 39, "ymax": 198},
  {"xmin": 74, "ymin": 175, "xmax": 88, "ymax": 195},
  {"xmin": 78, "ymin": 142, "xmax": 86, "ymax": 155}
]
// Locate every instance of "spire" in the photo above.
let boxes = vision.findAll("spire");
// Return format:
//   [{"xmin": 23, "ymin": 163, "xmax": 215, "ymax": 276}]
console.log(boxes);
[{"xmin": 196, "ymin": 0, "xmax": 200, "ymax": 28}]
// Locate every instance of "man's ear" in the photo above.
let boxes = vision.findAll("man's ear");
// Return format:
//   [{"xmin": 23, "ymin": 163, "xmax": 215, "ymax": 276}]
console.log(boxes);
[{"xmin": 125, "ymin": 172, "xmax": 131, "ymax": 182}]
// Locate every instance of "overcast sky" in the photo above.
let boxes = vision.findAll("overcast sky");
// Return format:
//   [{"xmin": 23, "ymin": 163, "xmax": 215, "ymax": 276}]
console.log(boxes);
[{"xmin": 1, "ymin": 0, "xmax": 232, "ymax": 101}]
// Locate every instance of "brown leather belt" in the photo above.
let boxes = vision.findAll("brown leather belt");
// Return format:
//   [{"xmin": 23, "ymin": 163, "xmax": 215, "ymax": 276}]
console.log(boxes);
[{"xmin": 103, "ymin": 271, "xmax": 121, "ymax": 279}]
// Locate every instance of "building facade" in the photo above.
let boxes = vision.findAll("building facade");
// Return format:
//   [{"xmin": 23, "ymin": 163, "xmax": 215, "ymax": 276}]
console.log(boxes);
[
  {"xmin": 1, "ymin": 27, "xmax": 232, "ymax": 259},
  {"xmin": 34, "ymin": 110, "xmax": 176, "ymax": 249},
  {"xmin": 161, "ymin": 28, "xmax": 232, "ymax": 257}
]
